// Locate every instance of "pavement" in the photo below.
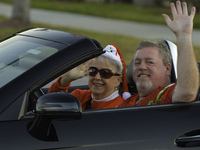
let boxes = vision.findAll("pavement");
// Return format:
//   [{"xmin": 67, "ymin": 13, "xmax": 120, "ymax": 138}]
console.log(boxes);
[{"xmin": 0, "ymin": 2, "xmax": 200, "ymax": 46}]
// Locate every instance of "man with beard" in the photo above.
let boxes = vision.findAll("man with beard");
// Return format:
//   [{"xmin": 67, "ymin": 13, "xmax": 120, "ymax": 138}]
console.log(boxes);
[{"xmin": 119, "ymin": 1, "xmax": 199, "ymax": 107}]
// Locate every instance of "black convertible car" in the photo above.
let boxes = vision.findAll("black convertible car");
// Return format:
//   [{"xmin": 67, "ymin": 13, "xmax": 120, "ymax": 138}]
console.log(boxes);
[{"xmin": 0, "ymin": 28, "xmax": 200, "ymax": 150}]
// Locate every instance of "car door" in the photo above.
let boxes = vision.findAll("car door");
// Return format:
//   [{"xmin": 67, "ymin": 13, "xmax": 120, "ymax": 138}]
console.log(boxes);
[
  {"xmin": 52, "ymin": 102, "xmax": 200, "ymax": 150},
  {"xmin": 1, "ymin": 95, "xmax": 200, "ymax": 150}
]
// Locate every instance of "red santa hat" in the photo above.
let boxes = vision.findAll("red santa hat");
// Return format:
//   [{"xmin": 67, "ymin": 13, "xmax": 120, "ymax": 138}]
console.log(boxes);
[{"xmin": 103, "ymin": 44, "xmax": 131, "ymax": 100}]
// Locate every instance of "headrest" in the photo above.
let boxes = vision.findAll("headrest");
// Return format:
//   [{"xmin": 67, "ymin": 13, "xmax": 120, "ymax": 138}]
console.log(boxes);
[
  {"xmin": 164, "ymin": 40, "xmax": 177, "ymax": 83},
  {"xmin": 126, "ymin": 40, "xmax": 177, "ymax": 94}
]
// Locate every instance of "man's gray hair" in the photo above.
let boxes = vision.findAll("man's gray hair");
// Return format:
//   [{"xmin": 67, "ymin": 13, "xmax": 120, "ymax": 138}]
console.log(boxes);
[{"xmin": 134, "ymin": 40, "xmax": 172, "ymax": 66}]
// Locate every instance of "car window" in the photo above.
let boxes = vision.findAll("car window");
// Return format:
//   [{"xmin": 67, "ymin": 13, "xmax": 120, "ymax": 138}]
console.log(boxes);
[{"xmin": 0, "ymin": 40, "xmax": 58, "ymax": 87}]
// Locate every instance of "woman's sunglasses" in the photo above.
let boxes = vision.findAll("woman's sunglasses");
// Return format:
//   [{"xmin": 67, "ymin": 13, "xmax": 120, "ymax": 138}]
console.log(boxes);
[{"xmin": 88, "ymin": 67, "xmax": 121, "ymax": 79}]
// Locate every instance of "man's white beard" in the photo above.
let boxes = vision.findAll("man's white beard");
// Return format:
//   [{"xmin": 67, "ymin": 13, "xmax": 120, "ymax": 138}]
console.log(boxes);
[{"xmin": 136, "ymin": 79, "xmax": 153, "ymax": 90}]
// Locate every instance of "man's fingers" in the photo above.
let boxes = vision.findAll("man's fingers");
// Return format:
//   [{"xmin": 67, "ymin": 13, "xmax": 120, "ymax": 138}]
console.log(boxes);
[
  {"xmin": 190, "ymin": 6, "xmax": 196, "ymax": 19},
  {"xmin": 176, "ymin": 1, "xmax": 182, "ymax": 15},
  {"xmin": 170, "ymin": 3, "xmax": 177, "ymax": 19},
  {"xmin": 182, "ymin": 2, "xmax": 188, "ymax": 16},
  {"xmin": 162, "ymin": 14, "xmax": 172, "ymax": 25}
]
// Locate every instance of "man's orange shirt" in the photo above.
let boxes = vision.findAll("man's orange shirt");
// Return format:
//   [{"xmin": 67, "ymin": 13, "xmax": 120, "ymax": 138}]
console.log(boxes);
[{"xmin": 119, "ymin": 83, "xmax": 176, "ymax": 107}]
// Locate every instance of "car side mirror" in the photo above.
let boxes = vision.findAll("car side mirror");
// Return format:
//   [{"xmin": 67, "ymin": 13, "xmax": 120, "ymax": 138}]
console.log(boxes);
[
  {"xmin": 28, "ymin": 92, "xmax": 82, "ymax": 141},
  {"xmin": 36, "ymin": 92, "xmax": 82, "ymax": 118}
]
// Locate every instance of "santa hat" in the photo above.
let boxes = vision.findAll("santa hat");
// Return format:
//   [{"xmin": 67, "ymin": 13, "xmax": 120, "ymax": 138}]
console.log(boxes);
[{"xmin": 103, "ymin": 44, "xmax": 131, "ymax": 100}]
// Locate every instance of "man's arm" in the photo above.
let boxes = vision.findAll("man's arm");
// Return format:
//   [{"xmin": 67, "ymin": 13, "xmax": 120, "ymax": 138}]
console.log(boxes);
[{"xmin": 162, "ymin": 1, "xmax": 199, "ymax": 102}]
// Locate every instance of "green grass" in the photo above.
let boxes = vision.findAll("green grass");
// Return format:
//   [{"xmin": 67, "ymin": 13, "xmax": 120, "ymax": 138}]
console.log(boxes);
[
  {"xmin": 30, "ymin": 1, "xmax": 170, "ymax": 24},
  {"xmin": 0, "ymin": 1, "xmax": 200, "ymax": 64},
  {"xmin": 1, "ymin": 0, "xmax": 200, "ymax": 29}
]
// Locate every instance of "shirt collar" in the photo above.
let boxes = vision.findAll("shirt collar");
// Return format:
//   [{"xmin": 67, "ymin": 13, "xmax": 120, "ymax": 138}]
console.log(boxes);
[{"xmin": 91, "ymin": 91, "xmax": 119, "ymax": 102}]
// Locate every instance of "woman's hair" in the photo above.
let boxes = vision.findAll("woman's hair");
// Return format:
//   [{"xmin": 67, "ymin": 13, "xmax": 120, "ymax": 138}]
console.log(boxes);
[
  {"xmin": 134, "ymin": 40, "xmax": 172, "ymax": 66},
  {"xmin": 96, "ymin": 55, "xmax": 123, "ymax": 75}
]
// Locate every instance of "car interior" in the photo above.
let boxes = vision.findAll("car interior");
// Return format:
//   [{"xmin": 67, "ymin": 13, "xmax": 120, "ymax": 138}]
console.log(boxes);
[{"xmin": 29, "ymin": 39, "xmax": 200, "ymax": 115}]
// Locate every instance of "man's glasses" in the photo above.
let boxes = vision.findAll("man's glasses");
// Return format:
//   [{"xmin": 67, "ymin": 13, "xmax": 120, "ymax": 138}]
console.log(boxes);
[{"xmin": 88, "ymin": 67, "xmax": 121, "ymax": 79}]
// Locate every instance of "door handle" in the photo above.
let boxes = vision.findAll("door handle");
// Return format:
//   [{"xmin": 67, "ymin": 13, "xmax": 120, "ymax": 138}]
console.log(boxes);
[{"xmin": 175, "ymin": 129, "xmax": 200, "ymax": 147}]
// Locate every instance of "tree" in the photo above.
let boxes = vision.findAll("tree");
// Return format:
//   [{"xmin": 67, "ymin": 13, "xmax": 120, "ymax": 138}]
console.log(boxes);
[{"xmin": 12, "ymin": 0, "xmax": 31, "ymax": 25}]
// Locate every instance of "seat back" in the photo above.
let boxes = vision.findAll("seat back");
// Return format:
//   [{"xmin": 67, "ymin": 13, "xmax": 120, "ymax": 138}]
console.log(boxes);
[{"xmin": 126, "ymin": 40, "xmax": 177, "ymax": 94}]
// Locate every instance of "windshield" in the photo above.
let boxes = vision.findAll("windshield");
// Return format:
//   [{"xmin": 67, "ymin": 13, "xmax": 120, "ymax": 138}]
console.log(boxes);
[{"xmin": 0, "ymin": 36, "xmax": 65, "ymax": 87}]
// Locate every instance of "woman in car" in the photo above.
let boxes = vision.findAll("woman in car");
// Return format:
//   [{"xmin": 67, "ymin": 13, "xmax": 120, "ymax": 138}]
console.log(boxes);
[{"xmin": 48, "ymin": 44, "xmax": 131, "ymax": 110}]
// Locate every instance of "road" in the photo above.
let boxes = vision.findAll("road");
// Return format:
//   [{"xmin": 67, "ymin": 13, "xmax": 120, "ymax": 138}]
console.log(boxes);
[{"xmin": 0, "ymin": 2, "xmax": 200, "ymax": 46}]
